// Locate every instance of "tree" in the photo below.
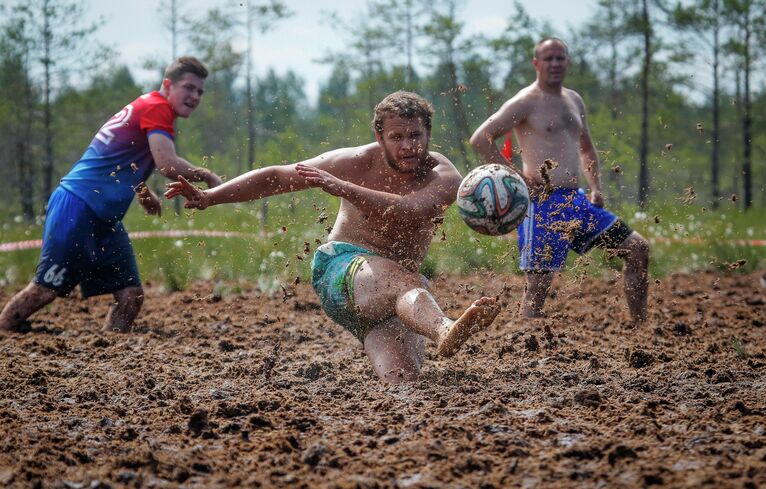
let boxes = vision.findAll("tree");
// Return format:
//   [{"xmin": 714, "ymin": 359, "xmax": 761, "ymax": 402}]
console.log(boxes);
[
  {"xmin": 486, "ymin": 1, "xmax": 554, "ymax": 169},
  {"xmin": 234, "ymin": 1, "xmax": 291, "ymax": 225},
  {"xmin": 183, "ymin": 7, "xmax": 245, "ymax": 170},
  {"xmin": 637, "ymin": 0, "xmax": 652, "ymax": 210},
  {"xmin": 584, "ymin": 0, "xmax": 635, "ymax": 122},
  {"xmin": 723, "ymin": 0, "xmax": 765, "ymax": 209},
  {"xmin": 490, "ymin": 1, "xmax": 553, "ymax": 94},
  {"xmin": 13, "ymin": 0, "xmax": 105, "ymax": 205},
  {"xmin": 423, "ymin": 0, "xmax": 475, "ymax": 172},
  {"xmin": 366, "ymin": 0, "xmax": 430, "ymax": 88},
  {"xmin": 322, "ymin": 4, "xmax": 389, "ymax": 111},
  {"xmin": 238, "ymin": 0, "xmax": 291, "ymax": 171},
  {"xmin": 255, "ymin": 69, "xmax": 306, "ymax": 135},
  {"xmin": 672, "ymin": 0, "xmax": 725, "ymax": 208},
  {"xmin": 0, "ymin": 9, "xmax": 37, "ymax": 220},
  {"xmin": 618, "ymin": 0, "xmax": 669, "ymax": 209}
]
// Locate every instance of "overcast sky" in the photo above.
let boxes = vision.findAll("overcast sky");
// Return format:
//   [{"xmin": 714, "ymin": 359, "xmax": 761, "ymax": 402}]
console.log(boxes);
[{"xmin": 89, "ymin": 0, "xmax": 594, "ymax": 101}]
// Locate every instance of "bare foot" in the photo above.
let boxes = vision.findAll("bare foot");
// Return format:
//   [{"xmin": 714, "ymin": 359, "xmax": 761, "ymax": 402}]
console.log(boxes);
[
  {"xmin": 102, "ymin": 323, "xmax": 132, "ymax": 334},
  {"xmin": 436, "ymin": 297, "xmax": 500, "ymax": 358},
  {"xmin": 521, "ymin": 309, "xmax": 546, "ymax": 319},
  {"xmin": 0, "ymin": 319, "xmax": 32, "ymax": 334}
]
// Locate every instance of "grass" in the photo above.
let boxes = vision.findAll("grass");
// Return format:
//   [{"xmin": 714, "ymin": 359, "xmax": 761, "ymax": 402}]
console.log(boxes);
[
  {"xmin": 1, "ymin": 193, "xmax": 764, "ymax": 293},
  {"xmin": 731, "ymin": 336, "xmax": 748, "ymax": 360}
]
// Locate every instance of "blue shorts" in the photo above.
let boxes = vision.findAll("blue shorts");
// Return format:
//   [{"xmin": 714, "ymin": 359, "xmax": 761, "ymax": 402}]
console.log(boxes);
[
  {"xmin": 34, "ymin": 187, "xmax": 141, "ymax": 297},
  {"xmin": 518, "ymin": 188, "xmax": 631, "ymax": 272},
  {"xmin": 311, "ymin": 242, "xmax": 377, "ymax": 342}
]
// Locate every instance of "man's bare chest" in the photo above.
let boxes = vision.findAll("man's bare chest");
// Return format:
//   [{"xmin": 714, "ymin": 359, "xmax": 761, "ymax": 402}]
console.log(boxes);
[
  {"xmin": 524, "ymin": 100, "xmax": 583, "ymax": 136},
  {"xmin": 350, "ymin": 171, "xmax": 430, "ymax": 196}
]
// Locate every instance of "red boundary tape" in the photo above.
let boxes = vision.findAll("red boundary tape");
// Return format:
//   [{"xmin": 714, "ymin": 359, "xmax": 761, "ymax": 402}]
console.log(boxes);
[{"xmin": 0, "ymin": 230, "xmax": 258, "ymax": 253}]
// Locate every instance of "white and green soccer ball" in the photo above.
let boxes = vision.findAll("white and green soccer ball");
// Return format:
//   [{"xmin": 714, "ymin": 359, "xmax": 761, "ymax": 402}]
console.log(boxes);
[{"xmin": 456, "ymin": 164, "xmax": 530, "ymax": 236}]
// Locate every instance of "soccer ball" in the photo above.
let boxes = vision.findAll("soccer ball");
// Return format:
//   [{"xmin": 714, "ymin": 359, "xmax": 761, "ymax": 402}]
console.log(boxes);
[{"xmin": 456, "ymin": 164, "xmax": 530, "ymax": 236}]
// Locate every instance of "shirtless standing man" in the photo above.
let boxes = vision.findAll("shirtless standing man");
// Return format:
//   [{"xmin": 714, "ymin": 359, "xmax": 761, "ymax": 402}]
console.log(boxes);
[
  {"xmin": 166, "ymin": 91, "xmax": 500, "ymax": 383},
  {"xmin": 470, "ymin": 37, "xmax": 649, "ymax": 323}
]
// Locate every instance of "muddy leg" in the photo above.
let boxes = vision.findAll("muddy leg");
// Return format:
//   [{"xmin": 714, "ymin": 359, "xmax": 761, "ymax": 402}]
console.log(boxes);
[
  {"xmin": 364, "ymin": 317, "xmax": 425, "ymax": 383},
  {"xmin": 354, "ymin": 256, "xmax": 500, "ymax": 360},
  {"xmin": 521, "ymin": 272, "xmax": 554, "ymax": 318},
  {"xmin": 618, "ymin": 232, "xmax": 649, "ymax": 323},
  {"xmin": 0, "ymin": 282, "xmax": 57, "ymax": 332},
  {"xmin": 103, "ymin": 286, "xmax": 144, "ymax": 333}
]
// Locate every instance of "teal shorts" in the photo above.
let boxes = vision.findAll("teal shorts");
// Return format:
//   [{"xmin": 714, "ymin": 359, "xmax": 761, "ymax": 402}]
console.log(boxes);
[{"xmin": 311, "ymin": 242, "xmax": 377, "ymax": 342}]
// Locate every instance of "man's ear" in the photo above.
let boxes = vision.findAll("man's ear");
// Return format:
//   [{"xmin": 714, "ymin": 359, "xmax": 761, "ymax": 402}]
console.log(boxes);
[
  {"xmin": 374, "ymin": 131, "xmax": 383, "ymax": 146},
  {"xmin": 161, "ymin": 78, "xmax": 172, "ymax": 92}
]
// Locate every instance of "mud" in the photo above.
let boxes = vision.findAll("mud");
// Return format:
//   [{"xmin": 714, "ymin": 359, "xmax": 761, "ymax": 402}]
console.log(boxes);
[{"xmin": 0, "ymin": 270, "xmax": 764, "ymax": 488}]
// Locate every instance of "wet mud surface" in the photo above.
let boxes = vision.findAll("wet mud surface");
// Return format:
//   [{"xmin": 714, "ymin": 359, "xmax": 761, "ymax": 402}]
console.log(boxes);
[{"xmin": 1, "ymin": 270, "xmax": 764, "ymax": 488}]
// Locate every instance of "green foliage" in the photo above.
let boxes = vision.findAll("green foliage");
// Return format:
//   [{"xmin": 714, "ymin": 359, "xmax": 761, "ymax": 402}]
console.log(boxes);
[
  {"xmin": 731, "ymin": 336, "xmax": 748, "ymax": 359},
  {"xmin": 0, "ymin": 198, "xmax": 763, "ymax": 291},
  {"xmin": 0, "ymin": 0, "xmax": 764, "ymax": 292}
]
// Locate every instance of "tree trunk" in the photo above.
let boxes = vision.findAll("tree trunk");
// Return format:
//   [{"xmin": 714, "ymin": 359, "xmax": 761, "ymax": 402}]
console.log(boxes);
[
  {"xmin": 741, "ymin": 6, "xmax": 752, "ymax": 209},
  {"xmin": 638, "ymin": 0, "xmax": 650, "ymax": 210},
  {"xmin": 19, "ymin": 51, "xmax": 36, "ymax": 220},
  {"xmin": 42, "ymin": 0, "xmax": 54, "ymax": 207},
  {"xmin": 405, "ymin": 0, "xmax": 415, "ymax": 86},
  {"xmin": 711, "ymin": 0, "xmax": 720, "ymax": 208},
  {"xmin": 244, "ymin": 0, "xmax": 267, "ymax": 226},
  {"xmin": 16, "ymin": 140, "xmax": 35, "ymax": 221},
  {"xmin": 607, "ymin": 12, "xmax": 619, "ymax": 198},
  {"xmin": 447, "ymin": 61, "xmax": 471, "ymax": 172}
]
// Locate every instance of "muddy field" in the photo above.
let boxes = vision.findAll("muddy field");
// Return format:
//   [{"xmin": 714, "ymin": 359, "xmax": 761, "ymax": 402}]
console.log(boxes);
[{"xmin": 0, "ymin": 270, "xmax": 764, "ymax": 488}]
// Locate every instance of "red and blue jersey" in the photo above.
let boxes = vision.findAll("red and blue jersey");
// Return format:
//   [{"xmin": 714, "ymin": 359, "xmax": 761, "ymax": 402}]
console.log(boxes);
[{"xmin": 60, "ymin": 91, "xmax": 175, "ymax": 223}]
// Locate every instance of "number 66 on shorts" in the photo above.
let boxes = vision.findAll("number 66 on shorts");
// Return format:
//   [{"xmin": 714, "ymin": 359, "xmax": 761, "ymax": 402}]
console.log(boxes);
[{"xmin": 43, "ymin": 264, "xmax": 67, "ymax": 287}]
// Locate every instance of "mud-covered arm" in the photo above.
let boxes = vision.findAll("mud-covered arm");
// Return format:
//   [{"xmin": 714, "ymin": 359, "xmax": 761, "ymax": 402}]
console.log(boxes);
[
  {"xmin": 135, "ymin": 182, "xmax": 162, "ymax": 216},
  {"xmin": 164, "ymin": 146, "xmax": 365, "ymax": 210},
  {"xmin": 149, "ymin": 133, "xmax": 222, "ymax": 188},
  {"xmin": 576, "ymin": 97, "xmax": 603, "ymax": 207},
  {"xmin": 296, "ymin": 158, "xmax": 461, "ymax": 223}
]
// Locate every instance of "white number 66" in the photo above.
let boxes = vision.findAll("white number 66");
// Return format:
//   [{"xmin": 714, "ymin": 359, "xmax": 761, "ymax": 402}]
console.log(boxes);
[{"xmin": 43, "ymin": 264, "xmax": 67, "ymax": 287}]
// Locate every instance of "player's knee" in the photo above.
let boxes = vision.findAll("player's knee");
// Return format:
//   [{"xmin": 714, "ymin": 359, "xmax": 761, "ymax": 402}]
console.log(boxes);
[
  {"xmin": 629, "ymin": 235, "xmax": 650, "ymax": 264},
  {"xmin": 27, "ymin": 282, "xmax": 58, "ymax": 304}
]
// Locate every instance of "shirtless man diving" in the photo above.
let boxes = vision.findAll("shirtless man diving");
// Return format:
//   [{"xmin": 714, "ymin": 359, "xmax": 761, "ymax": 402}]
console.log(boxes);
[
  {"xmin": 166, "ymin": 91, "xmax": 501, "ymax": 383},
  {"xmin": 470, "ymin": 37, "xmax": 649, "ymax": 324}
]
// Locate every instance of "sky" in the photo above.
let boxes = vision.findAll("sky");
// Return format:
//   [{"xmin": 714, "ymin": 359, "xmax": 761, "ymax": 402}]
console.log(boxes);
[{"xmin": 89, "ymin": 0, "xmax": 594, "ymax": 102}]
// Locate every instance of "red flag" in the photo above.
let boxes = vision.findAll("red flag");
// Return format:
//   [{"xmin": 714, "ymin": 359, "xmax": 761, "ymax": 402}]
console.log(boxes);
[{"xmin": 501, "ymin": 134, "xmax": 513, "ymax": 161}]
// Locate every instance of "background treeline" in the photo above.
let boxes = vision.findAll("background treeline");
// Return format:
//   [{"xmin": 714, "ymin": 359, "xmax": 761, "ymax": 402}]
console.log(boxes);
[{"xmin": 0, "ymin": 0, "xmax": 764, "ymax": 224}]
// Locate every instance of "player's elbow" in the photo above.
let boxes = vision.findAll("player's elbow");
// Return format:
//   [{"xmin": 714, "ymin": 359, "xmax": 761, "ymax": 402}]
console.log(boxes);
[
  {"xmin": 468, "ymin": 130, "xmax": 486, "ymax": 150},
  {"xmin": 155, "ymin": 157, "xmax": 180, "ymax": 179}
]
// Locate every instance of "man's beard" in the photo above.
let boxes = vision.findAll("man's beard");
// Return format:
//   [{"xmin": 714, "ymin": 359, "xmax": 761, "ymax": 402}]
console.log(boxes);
[{"xmin": 383, "ymin": 145, "xmax": 429, "ymax": 174}]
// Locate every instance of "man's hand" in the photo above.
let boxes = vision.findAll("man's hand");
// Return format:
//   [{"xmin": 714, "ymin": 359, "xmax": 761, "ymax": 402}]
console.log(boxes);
[
  {"xmin": 589, "ymin": 189, "xmax": 604, "ymax": 208},
  {"xmin": 164, "ymin": 175, "xmax": 210, "ymax": 209},
  {"xmin": 136, "ymin": 184, "xmax": 162, "ymax": 216},
  {"xmin": 296, "ymin": 164, "xmax": 345, "ymax": 197}
]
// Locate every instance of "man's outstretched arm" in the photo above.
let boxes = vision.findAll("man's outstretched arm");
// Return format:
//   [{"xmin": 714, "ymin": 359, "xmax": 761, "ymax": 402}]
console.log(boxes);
[
  {"xmin": 295, "ymin": 159, "xmax": 461, "ymax": 224},
  {"xmin": 149, "ymin": 133, "xmax": 222, "ymax": 188},
  {"xmin": 163, "ymin": 146, "xmax": 365, "ymax": 209}
]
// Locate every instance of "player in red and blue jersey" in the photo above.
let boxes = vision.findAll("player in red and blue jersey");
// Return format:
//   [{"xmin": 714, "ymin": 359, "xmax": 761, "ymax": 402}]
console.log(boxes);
[{"xmin": 0, "ymin": 56, "xmax": 222, "ymax": 333}]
